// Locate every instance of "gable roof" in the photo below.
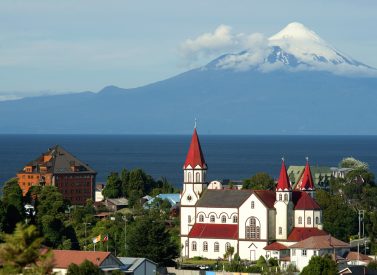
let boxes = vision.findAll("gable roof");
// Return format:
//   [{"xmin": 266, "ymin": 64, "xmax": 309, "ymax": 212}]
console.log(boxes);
[
  {"xmin": 276, "ymin": 159, "xmax": 291, "ymax": 191},
  {"xmin": 287, "ymin": 227, "xmax": 328, "ymax": 242},
  {"xmin": 52, "ymin": 250, "xmax": 113, "ymax": 268},
  {"xmin": 289, "ymin": 234, "xmax": 350, "ymax": 249},
  {"xmin": 196, "ymin": 189, "xmax": 252, "ymax": 208},
  {"xmin": 117, "ymin": 257, "xmax": 157, "ymax": 271},
  {"xmin": 264, "ymin": 242, "xmax": 288, "ymax": 251},
  {"xmin": 292, "ymin": 191, "xmax": 321, "ymax": 210},
  {"xmin": 254, "ymin": 190, "xmax": 276, "ymax": 209},
  {"xmin": 183, "ymin": 128, "xmax": 207, "ymax": 169},
  {"xmin": 188, "ymin": 223, "xmax": 238, "ymax": 239}
]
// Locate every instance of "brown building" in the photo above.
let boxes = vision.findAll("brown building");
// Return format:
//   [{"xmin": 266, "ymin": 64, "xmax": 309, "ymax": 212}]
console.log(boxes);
[{"xmin": 17, "ymin": 145, "xmax": 97, "ymax": 205}]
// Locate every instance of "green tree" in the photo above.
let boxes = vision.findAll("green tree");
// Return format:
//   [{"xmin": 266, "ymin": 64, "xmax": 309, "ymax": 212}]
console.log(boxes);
[
  {"xmin": 300, "ymin": 255, "xmax": 338, "ymax": 275},
  {"xmin": 67, "ymin": 259, "xmax": 102, "ymax": 275},
  {"xmin": 126, "ymin": 213, "xmax": 179, "ymax": 265},
  {"xmin": 34, "ymin": 186, "xmax": 78, "ymax": 249},
  {"xmin": 102, "ymin": 173, "xmax": 122, "ymax": 199},
  {"xmin": 316, "ymin": 190, "xmax": 358, "ymax": 241},
  {"xmin": 0, "ymin": 223, "xmax": 53, "ymax": 274},
  {"xmin": 243, "ymin": 172, "xmax": 275, "ymax": 190},
  {"xmin": 2, "ymin": 178, "xmax": 24, "ymax": 233}
]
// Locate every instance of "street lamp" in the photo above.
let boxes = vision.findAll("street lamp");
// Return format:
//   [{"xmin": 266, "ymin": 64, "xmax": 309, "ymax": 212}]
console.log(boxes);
[
  {"xmin": 122, "ymin": 216, "xmax": 127, "ymax": 256},
  {"xmin": 83, "ymin": 222, "xmax": 91, "ymax": 251}
]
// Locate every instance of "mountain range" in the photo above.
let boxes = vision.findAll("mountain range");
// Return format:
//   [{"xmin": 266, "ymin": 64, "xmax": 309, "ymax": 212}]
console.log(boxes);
[{"xmin": 1, "ymin": 22, "xmax": 377, "ymax": 135}]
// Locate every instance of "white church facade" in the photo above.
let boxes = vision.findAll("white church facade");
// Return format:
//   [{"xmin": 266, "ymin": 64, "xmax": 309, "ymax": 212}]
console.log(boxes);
[{"xmin": 179, "ymin": 128, "xmax": 347, "ymax": 269}]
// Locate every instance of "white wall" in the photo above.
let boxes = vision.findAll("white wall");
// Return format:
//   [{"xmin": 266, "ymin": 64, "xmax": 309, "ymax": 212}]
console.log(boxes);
[
  {"xmin": 187, "ymin": 238, "xmax": 237, "ymax": 259},
  {"xmin": 196, "ymin": 207, "xmax": 238, "ymax": 224}
]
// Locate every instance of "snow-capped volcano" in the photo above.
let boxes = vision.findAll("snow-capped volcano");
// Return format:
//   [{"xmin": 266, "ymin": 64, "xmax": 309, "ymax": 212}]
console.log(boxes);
[{"xmin": 206, "ymin": 22, "xmax": 376, "ymax": 76}]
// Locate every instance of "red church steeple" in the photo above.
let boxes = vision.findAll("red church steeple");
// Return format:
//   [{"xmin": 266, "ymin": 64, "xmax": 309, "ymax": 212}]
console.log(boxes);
[
  {"xmin": 276, "ymin": 158, "xmax": 291, "ymax": 191},
  {"xmin": 297, "ymin": 158, "xmax": 315, "ymax": 190},
  {"xmin": 183, "ymin": 128, "xmax": 207, "ymax": 169}
]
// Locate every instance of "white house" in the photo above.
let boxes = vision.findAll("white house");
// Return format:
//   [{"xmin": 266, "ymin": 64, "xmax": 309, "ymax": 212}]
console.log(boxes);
[
  {"xmin": 180, "ymin": 128, "xmax": 333, "ymax": 270},
  {"xmin": 289, "ymin": 235, "xmax": 350, "ymax": 271}
]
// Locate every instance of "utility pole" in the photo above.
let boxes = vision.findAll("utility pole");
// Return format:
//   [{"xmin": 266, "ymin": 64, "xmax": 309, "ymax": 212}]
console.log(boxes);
[
  {"xmin": 122, "ymin": 216, "xmax": 127, "ymax": 256},
  {"xmin": 358, "ymin": 210, "xmax": 365, "ymax": 264},
  {"xmin": 83, "ymin": 222, "xmax": 91, "ymax": 251}
]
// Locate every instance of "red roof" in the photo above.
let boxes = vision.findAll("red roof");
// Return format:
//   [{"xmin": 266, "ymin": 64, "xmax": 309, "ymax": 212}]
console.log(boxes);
[
  {"xmin": 254, "ymin": 190, "xmax": 276, "ymax": 208},
  {"xmin": 188, "ymin": 223, "xmax": 238, "ymax": 239},
  {"xmin": 287, "ymin": 227, "xmax": 328, "ymax": 242},
  {"xmin": 52, "ymin": 250, "xmax": 111, "ymax": 268},
  {"xmin": 296, "ymin": 160, "xmax": 314, "ymax": 190},
  {"xmin": 276, "ymin": 160, "xmax": 291, "ymax": 191},
  {"xmin": 183, "ymin": 128, "xmax": 207, "ymax": 169},
  {"xmin": 264, "ymin": 242, "xmax": 288, "ymax": 251},
  {"xmin": 293, "ymin": 191, "xmax": 321, "ymax": 210}
]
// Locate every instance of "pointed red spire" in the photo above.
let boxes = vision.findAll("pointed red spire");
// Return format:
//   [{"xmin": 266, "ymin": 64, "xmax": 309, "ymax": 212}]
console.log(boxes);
[
  {"xmin": 276, "ymin": 158, "xmax": 291, "ymax": 191},
  {"xmin": 183, "ymin": 128, "xmax": 207, "ymax": 169},
  {"xmin": 297, "ymin": 158, "xmax": 315, "ymax": 190}
]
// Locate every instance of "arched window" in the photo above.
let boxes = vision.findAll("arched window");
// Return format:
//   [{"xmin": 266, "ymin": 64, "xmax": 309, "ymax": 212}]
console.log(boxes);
[
  {"xmin": 185, "ymin": 240, "xmax": 188, "ymax": 247},
  {"xmin": 315, "ymin": 217, "xmax": 319, "ymax": 225},
  {"xmin": 221, "ymin": 215, "xmax": 227, "ymax": 223},
  {"xmin": 233, "ymin": 215, "xmax": 238, "ymax": 223},
  {"xmin": 199, "ymin": 214, "xmax": 204, "ymax": 222},
  {"xmin": 307, "ymin": 217, "xmax": 312, "ymax": 225},
  {"xmin": 245, "ymin": 217, "xmax": 261, "ymax": 239},
  {"xmin": 298, "ymin": 216, "xmax": 302, "ymax": 225},
  {"xmin": 188, "ymin": 215, "xmax": 191, "ymax": 223},
  {"xmin": 192, "ymin": 241, "xmax": 197, "ymax": 251},
  {"xmin": 203, "ymin": 241, "xmax": 208, "ymax": 252},
  {"xmin": 284, "ymin": 194, "xmax": 288, "ymax": 201},
  {"xmin": 187, "ymin": 172, "xmax": 191, "ymax": 182},
  {"xmin": 279, "ymin": 227, "xmax": 282, "ymax": 235},
  {"xmin": 214, "ymin": 242, "xmax": 219, "ymax": 252},
  {"xmin": 279, "ymin": 194, "xmax": 282, "ymax": 201},
  {"xmin": 251, "ymin": 201, "xmax": 255, "ymax": 209},
  {"xmin": 210, "ymin": 215, "xmax": 215, "ymax": 223},
  {"xmin": 225, "ymin": 242, "xmax": 231, "ymax": 252},
  {"xmin": 196, "ymin": 172, "xmax": 200, "ymax": 182}
]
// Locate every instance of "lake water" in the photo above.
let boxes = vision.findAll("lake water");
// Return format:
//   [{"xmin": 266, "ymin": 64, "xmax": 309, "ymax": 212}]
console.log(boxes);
[{"xmin": 1, "ymin": 135, "xmax": 377, "ymax": 188}]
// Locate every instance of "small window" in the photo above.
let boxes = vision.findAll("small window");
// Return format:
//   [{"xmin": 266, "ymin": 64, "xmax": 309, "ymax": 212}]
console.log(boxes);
[
  {"xmin": 188, "ymin": 215, "xmax": 191, "ymax": 223},
  {"xmin": 225, "ymin": 242, "xmax": 231, "ymax": 251},
  {"xmin": 199, "ymin": 214, "xmax": 204, "ymax": 222},
  {"xmin": 298, "ymin": 216, "xmax": 302, "ymax": 225},
  {"xmin": 279, "ymin": 227, "xmax": 282, "ymax": 235},
  {"xmin": 315, "ymin": 217, "xmax": 319, "ymax": 225},
  {"xmin": 203, "ymin": 241, "xmax": 208, "ymax": 252},
  {"xmin": 214, "ymin": 242, "xmax": 219, "ymax": 252},
  {"xmin": 196, "ymin": 172, "xmax": 200, "ymax": 182},
  {"xmin": 221, "ymin": 215, "xmax": 226, "ymax": 223},
  {"xmin": 313, "ymin": 250, "xmax": 317, "ymax": 256},
  {"xmin": 279, "ymin": 194, "xmax": 282, "ymax": 201},
  {"xmin": 251, "ymin": 201, "xmax": 255, "ymax": 209},
  {"xmin": 210, "ymin": 215, "xmax": 215, "ymax": 223},
  {"xmin": 233, "ymin": 215, "xmax": 238, "ymax": 223},
  {"xmin": 302, "ymin": 249, "xmax": 307, "ymax": 256},
  {"xmin": 192, "ymin": 241, "xmax": 197, "ymax": 251},
  {"xmin": 187, "ymin": 173, "xmax": 192, "ymax": 182},
  {"xmin": 307, "ymin": 217, "xmax": 311, "ymax": 225},
  {"xmin": 284, "ymin": 194, "xmax": 288, "ymax": 201}
]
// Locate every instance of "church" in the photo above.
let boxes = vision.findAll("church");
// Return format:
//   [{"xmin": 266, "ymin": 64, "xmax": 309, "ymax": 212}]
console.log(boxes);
[{"xmin": 180, "ymin": 128, "xmax": 329, "ymax": 263}]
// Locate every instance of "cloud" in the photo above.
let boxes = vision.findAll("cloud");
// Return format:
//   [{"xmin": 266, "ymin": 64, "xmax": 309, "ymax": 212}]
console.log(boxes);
[{"xmin": 179, "ymin": 25, "xmax": 269, "ymax": 65}]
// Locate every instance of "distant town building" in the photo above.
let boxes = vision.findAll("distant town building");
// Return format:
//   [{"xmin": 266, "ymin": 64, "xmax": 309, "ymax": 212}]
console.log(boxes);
[
  {"xmin": 287, "ymin": 165, "xmax": 332, "ymax": 188},
  {"xmin": 330, "ymin": 167, "xmax": 354, "ymax": 179},
  {"xmin": 95, "ymin": 183, "xmax": 105, "ymax": 202},
  {"xmin": 51, "ymin": 250, "xmax": 122, "ymax": 274},
  {"xmin": 118, "ymin": 257, "xmax": 157, "ymax": 274},
  {"xmin": 104, "ymin": 197, "xmax": 129, "ymax": 211},
  {"xmin": 17, "ymin": 145, "xmax": 96, "ymax": 205}
]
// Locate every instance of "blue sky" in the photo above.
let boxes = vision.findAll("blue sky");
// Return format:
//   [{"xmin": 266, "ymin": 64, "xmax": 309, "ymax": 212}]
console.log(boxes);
[{"xmin": 0, "ymin": 0, "xmax": 376, "ymax": 100}]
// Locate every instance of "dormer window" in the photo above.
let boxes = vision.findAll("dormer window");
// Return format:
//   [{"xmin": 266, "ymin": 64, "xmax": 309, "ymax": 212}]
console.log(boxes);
[
  {"xmin": 199, "ymin": 214, "xmax": 204, "ymax": 222},
  {"xmin": 221, "ymin": 215, "xmax": 226, "ymax": 223},
  {"xmin": 233, "ymin": 215, "xmax": 238, "ymax": 223},
  {"xmin": 210, "ymin": 215, "xmax": 215, "ymax": 223}
]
